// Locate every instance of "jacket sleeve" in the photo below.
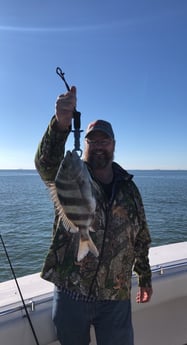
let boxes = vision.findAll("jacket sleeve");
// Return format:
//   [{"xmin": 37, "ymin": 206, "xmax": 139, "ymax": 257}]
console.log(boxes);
[
  {"xmin": 34, "ymin": 115, "xmax": 71, "ymax": 183},
  {"xmin": 132, "ymin": 182, "xmax": 152, "ymax": 288}
]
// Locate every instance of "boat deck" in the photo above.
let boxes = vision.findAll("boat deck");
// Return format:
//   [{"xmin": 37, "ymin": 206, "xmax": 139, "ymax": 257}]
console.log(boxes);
[{"xmin": 1, "ymin": 242, "xmax": 187, "ymax": 345}]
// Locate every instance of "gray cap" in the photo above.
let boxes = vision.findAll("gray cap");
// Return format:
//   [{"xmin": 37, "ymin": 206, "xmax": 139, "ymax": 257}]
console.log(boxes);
[{"xmin": 85, "ymin": 120, "xmax": 115, "ymax": 139}]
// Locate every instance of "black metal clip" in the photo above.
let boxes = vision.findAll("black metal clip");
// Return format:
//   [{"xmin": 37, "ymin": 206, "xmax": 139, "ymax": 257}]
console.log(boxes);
[{"xmin": 56, "ymin": 67, "xmax": 83, "ymax": 155}]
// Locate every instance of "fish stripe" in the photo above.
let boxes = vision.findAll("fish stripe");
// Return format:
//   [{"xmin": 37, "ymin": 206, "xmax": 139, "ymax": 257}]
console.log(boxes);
[
  {"xmin": 56, "ymin": 181, "xmax": 80, "ymax": 191},
  {"xmin": 66, "ymin": 213, "xmax": 93, "ymax": 221},
  {"xmin": 62, "ymin": 206, "xmax": 93, "ymax": 214},
  {"xmin": 57, "ymin": 188, "xmax": 81, "ymax": 198},
  {"xmin": 58, "ymin": 196, "xmax": 89, "ymax": 206}
]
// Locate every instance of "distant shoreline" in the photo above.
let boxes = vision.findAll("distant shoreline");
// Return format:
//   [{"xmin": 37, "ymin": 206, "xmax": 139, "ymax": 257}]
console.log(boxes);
[{"xmin": 0, "ymin": 169, "xmax": 187, "ymax": 172}]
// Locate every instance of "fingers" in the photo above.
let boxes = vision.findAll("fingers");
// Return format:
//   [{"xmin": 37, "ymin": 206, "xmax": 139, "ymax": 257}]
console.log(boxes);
[
  {"xmin": 56, "ymin": 86, "xmax": 76, "ymax": 112},
  {"xmin": 136, "ymin": 287, "xmax": 153, "ymax": 303},
  {"xmin": 70, "ymin": 85, "xmax": 76, "ymax": 95},
  {"xmin": 55, "ymin": 86, "xmax": 77, "ymax": 130},
  {"xmin": 58, "ymin": 86, "xmax": 76, "ymax": 101}
]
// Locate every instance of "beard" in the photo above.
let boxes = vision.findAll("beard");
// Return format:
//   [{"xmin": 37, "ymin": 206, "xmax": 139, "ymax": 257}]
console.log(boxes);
[{"xmin": 84, "ymin": 149, "xmax": 114, "ymax": 169}]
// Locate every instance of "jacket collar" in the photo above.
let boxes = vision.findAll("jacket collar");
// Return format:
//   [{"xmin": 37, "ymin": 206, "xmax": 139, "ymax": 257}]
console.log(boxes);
[{"xmin": 112, "ymin": 162, "xmax": 133, "ymax": 182}]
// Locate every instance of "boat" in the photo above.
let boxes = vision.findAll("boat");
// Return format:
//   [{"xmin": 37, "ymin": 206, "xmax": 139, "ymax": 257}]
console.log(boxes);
[{"xmin": 0, "ymin": 241, "xmax": 187, "ymax": 345}]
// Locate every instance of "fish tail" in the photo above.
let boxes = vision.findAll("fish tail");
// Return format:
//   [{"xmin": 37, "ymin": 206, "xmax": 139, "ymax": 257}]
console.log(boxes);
[{"xmin": 77, "ymin": 236, "xmax": 99, "ymax": 261}]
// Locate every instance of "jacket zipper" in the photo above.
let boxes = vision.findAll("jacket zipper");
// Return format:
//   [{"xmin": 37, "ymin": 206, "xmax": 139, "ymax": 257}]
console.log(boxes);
[{"xmin": 87, "ymin": 206, "xmax": 109, "ymax": 299}]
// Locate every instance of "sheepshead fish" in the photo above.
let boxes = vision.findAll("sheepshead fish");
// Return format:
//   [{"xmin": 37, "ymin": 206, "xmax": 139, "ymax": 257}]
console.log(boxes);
[{"xmin": 49, "ymin": 150, "xmax": 99, "ymax": 261}]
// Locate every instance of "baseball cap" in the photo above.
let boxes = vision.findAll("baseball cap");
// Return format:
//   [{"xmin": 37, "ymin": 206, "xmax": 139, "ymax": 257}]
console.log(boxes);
[{"xmin": 85, "ymin": 120, "xmax": 115, "ymax": 139}]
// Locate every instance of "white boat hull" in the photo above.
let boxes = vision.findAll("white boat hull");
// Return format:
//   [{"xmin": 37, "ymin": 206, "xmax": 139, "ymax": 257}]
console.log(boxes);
[{"xmin": 1, "ymin": 242, "xmax": 187, "ymax": 345}]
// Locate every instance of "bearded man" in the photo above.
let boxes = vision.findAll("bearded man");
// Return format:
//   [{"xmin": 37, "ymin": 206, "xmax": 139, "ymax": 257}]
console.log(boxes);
[{"xmin": 35, "ymin": 86, "xmax": 153, "ymax": 345}]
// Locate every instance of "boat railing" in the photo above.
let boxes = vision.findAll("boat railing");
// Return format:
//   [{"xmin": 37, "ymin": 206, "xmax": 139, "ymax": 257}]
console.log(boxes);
[
  {"xmin": 132, "ymin": 258, "xmax": 187, "ymax": 283},
  {"xmin": 1, "ymin": 258, "xmax": 187, "ymax": 317},
  {"xmin": 0, "ymin": 292, "xmax": 53, "ymax": 317}
]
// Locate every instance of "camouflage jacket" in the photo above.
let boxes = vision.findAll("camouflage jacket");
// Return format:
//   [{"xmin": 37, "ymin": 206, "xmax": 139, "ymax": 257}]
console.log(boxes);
[{"xmin": 35, "ymin": 116, "xmax": 152, "ymax": 300}]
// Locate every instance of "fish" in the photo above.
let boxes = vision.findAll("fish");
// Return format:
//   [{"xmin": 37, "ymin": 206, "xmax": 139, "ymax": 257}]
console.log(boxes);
[{"xmin": 48, "ymin": 150, "xmax": 99, "ymax": 261}]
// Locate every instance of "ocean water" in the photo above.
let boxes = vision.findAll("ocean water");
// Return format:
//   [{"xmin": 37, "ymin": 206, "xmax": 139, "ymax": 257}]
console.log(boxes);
[{"xmin": 0, "ymin": 169, "xmax": 187, "ymax": 283}]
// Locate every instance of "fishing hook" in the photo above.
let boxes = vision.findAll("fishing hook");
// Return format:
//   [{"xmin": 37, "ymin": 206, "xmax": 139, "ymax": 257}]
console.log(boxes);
[{"xmin": 56, "ymin": 67, "xmax": 70, "ymax": 92}]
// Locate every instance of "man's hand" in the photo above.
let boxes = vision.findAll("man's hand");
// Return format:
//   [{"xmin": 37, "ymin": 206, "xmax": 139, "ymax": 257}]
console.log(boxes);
[
  {"xmin": 55, "ymin": 86, "xmax": 76, "ymax": 130},
  {"xmin": 136, "ymin": 287, "xmax": 153, "ymax": 303}
]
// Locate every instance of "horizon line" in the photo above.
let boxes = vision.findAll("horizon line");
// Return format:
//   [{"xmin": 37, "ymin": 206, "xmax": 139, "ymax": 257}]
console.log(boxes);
[{"xmin": 0, "ymin": 168, "xmax": 187, "ymax": 171}]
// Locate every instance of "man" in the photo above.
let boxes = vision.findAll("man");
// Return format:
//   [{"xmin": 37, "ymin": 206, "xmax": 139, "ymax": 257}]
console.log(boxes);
[{"xmin": 35, "ymin": 86, "xmax": 153, "ymax": 345}]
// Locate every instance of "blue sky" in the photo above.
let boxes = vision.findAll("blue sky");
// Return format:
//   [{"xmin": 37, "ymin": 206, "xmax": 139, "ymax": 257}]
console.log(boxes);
[{"xmin": 0, "ymin": 0, "xmax": 186, "ymax": 169}]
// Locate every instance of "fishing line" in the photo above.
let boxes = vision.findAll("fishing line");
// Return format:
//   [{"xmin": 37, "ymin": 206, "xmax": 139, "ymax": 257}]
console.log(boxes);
[{"xmin": 0, "ymin": 234, "xmax": 40, "ymax": 345}]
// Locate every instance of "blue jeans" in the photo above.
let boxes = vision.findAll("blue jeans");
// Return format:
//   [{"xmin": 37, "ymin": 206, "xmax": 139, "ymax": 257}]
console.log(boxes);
[{"xmin": 52, "ymin": 289, "xmax": 134, "ymax": 345}]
